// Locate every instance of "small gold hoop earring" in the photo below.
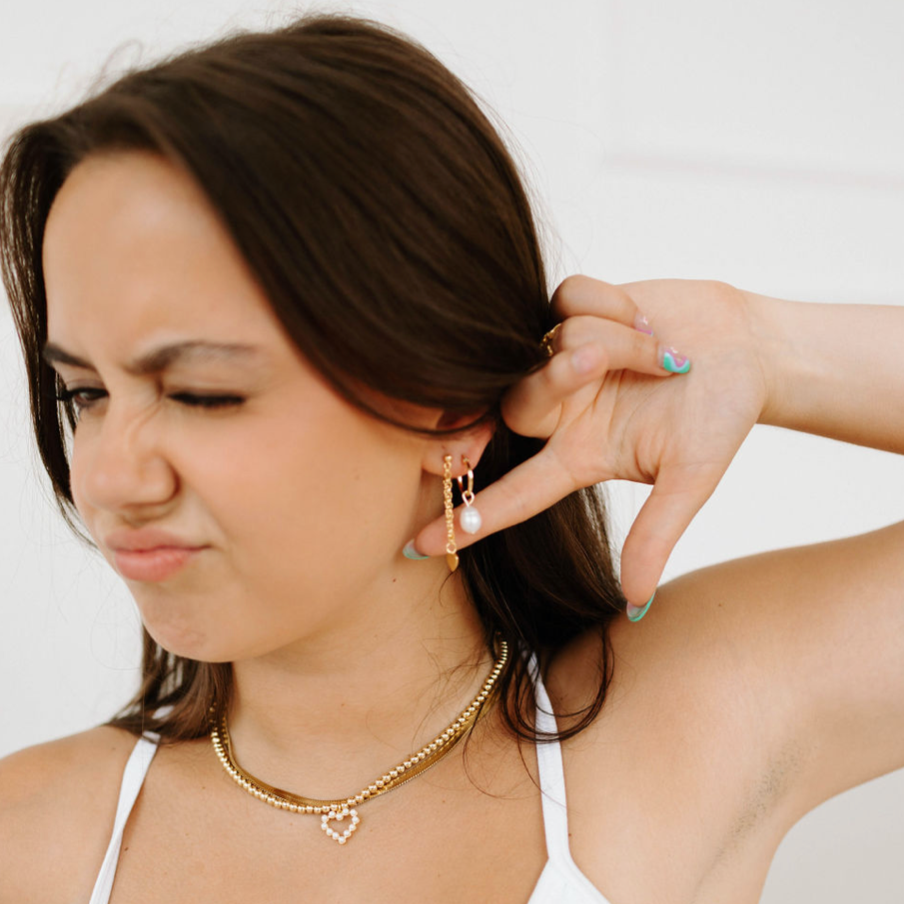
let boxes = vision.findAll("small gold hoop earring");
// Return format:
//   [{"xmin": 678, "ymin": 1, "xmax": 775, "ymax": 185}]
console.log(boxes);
[
  {"xmin": 456, "ymin": 456, "xmax": 483, "ymax": 535},
  {"xmin": 443, "ymin": 454, "xmax": 459, "ymax": 573}
]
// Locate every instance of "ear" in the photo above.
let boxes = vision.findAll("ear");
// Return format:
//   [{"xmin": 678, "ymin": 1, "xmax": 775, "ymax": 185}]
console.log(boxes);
[{"xmin": 419, "ymin": 409, "xmax": 497, "ymax": 478}]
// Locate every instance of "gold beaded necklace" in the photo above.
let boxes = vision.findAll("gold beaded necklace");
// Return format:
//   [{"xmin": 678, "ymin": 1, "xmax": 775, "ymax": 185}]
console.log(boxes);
[{"xmin": 210, "ymin": 638, "xmax": 509, "ymax": 846}]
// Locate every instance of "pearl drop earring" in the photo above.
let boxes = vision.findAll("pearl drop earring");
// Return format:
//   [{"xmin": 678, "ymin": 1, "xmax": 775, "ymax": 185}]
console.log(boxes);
[{"xmin": 456, "ymin": 456, "xmax": 482, "ymax": 535}]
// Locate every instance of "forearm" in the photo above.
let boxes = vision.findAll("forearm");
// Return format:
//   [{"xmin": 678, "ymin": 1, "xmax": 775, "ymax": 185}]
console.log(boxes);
[{"xmin": 747, "ymin": 290, "xmax": 904, "ymax": 455}]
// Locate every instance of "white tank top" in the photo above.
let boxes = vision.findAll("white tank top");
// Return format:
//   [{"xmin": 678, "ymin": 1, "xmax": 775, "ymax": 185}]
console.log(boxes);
[{"xmin": 88, "ymin": 659, "xmax": 612, "ymax": 904}]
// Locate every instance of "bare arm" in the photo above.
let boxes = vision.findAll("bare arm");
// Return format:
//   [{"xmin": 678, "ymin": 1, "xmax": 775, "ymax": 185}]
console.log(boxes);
[
  {"xmin": 752, "ymin": 289, "xmax": 904, "ymax": 454},
  {"xmin": 666, "ymin": 289, "xmax": 904, "ymax": 819}
]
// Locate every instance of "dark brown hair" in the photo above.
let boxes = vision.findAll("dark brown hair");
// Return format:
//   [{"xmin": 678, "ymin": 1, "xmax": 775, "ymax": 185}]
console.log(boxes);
[{"xmin": 0, "ymin": 12, "xmax": 627, "ymax": 745}]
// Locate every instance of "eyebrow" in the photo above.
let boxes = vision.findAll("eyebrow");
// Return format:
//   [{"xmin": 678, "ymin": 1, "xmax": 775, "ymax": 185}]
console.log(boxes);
[{"xmin": 41, "ymin": 340, "xmax": 265, "ymax": 376}]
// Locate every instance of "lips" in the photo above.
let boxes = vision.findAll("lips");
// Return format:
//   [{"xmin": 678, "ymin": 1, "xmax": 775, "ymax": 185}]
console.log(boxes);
[
  {"xmin": 113, "ymin": 546, "xmax": 204, "ymax": 582},
  {"xmin": 105, "ymin": 527, "xmax": 207, "ymax": 582},
  {"xmin": 106, "ymin": 526, "xmax": 204, "ymax": 553}
]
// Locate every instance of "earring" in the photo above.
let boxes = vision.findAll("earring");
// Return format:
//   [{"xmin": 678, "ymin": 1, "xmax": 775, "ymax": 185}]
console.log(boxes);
[
  {"xmin": 456, "ymin": 456, "xmax": 482, "ymax": 535},
  {"xmin": 443, "ymin": 454, "xmax": 459, "ymax": 573}
]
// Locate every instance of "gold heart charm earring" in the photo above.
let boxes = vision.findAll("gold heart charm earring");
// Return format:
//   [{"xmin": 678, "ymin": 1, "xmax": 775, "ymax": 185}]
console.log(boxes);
[
  {"xmin": 443, "ymin": 453, "xmax": 459, "ymax": 572},
  {"xmin": 456, "ymin": 456, "xmax": 482, "ymax": 535}
]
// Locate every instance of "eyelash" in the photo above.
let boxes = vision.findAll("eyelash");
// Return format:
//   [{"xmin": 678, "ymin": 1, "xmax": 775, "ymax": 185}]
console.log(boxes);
[{"xmin": 54, "ymin": 387, "xmax": 245, "ymax": 411}]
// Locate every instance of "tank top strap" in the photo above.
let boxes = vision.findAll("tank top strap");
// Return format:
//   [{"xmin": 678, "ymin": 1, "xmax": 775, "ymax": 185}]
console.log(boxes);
[
  {"xmin": 527, "ymin": 653, "xmax": 572, "ymax": 863},
  {"xmin": 88, "ymin": 732, "xmax": 159, "ymax": 904}
]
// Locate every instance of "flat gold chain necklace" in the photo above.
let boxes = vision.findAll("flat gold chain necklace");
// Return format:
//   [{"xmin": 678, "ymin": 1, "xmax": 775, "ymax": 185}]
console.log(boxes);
[{"xmin": 210, "ymin": 638, "xmax": 509, "ymax": 846}]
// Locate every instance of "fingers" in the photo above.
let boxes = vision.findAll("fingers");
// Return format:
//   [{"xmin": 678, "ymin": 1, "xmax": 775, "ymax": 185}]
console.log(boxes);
[
  {"xmin": 503, "ymin": 274, "xmax": 693, "ymax": 442},
  {"xmin": 503, "ymin": 315, "xmax": 682, "ymax": 439},
  {"xmin": 411, "ymin": 448, "xmax": 577, "ymax": 558},
  {"xmin": 618, "ymin": 461, "xmax": 724, "ymax": 607},
  {"xmin": 549, "ymin": 315, "xmax": 683, "ymax": 377},
  {"xmin": 501, "ymin": 339, "xmax": 608, "ymax": 438},
  {"xmin": 550, "ymin": 274, "xmax": 643, "ymax": 326}
]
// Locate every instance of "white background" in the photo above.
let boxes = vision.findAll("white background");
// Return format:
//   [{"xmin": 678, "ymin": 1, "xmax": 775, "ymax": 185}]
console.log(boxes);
[{"xmin": 1, "ymin": 1, "xmax": 902, "ymax": 901}]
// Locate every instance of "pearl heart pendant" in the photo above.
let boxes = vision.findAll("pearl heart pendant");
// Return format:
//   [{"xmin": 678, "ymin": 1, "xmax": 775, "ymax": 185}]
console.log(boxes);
[{"xmin": 320, "ymin": 806, "xmax": 360, "ymax": 845}]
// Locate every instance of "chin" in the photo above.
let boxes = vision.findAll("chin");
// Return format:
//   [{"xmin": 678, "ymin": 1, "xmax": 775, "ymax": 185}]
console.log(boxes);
[
  {"xmin": 137, "ymin": 608, "xmax": 231, "ymax": 662},
  {"xmin": 126, "ymin": 583, "xmax": 235, "ymax": 661}
]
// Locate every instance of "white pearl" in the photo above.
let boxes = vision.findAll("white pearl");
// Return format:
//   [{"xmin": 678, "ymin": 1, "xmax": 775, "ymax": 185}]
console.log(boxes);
[{"xmin": 460, "ymin": 505, "xmax": 482, "ymax": 535}]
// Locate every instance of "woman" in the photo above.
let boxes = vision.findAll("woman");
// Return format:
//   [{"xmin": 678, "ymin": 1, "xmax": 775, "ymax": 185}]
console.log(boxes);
[{"xmin": 0, "ymin": 11, "xmax": 901, "ymax": 904}]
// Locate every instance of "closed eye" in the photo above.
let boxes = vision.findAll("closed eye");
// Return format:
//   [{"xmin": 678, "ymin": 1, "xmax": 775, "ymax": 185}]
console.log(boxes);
[
  {"xmin": 53, "ymin": 387, "xmax": 245, "ymax": 411},
  {"xmin": 170, "ymin": 393, "xmax": 245, "ymax": 409}
]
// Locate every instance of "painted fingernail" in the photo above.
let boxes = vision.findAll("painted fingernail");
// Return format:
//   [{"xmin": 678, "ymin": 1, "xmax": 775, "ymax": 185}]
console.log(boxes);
[
  {"xmin": 633, "ymin": 311, "xmax": 654, "ymax": 336},
  {"xmin": 659, "ymin": 345, "xmax": 691, "ymax": 374},
  {"xmin": 402, "ymin": 540, "xmax": 430, "ymax": 560},
  {"xmin": 626, "ymin": 591, "xmax": 656, "ymax": 621}
]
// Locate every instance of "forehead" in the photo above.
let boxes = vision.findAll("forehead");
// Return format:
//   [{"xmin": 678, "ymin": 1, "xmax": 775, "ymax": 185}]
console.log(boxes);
[{"xmin": 42, "ymin": 150, "xmax": 284, "ymax": 358}]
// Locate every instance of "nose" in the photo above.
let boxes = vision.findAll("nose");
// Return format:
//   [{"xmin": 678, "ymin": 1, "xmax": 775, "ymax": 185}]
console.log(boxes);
[{"xmin": 73, "ymin": 398, "xmax": 177, "ymax": 515}]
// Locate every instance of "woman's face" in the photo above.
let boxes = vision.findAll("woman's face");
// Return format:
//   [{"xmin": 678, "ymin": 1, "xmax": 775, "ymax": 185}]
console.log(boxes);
[{"xmin": 41, "ymin": 150, "xmax": 449, "ymax": 663}]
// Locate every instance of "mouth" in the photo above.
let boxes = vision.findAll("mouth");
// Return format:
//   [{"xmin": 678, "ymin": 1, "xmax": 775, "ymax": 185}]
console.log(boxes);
[{"xmin": 113, "ymin": 546, "xmax": 206, "ymax": 582}]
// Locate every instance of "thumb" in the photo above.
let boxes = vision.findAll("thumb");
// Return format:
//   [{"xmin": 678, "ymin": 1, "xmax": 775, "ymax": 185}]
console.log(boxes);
[{"xmin": 619, "ymin": 462, "xmax": 723, "ymax": 607}]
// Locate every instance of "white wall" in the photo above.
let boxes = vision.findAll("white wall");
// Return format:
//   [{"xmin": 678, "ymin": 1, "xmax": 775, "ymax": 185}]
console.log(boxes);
[{"xmin": 1, "ymin": 1, "xmax": 902, "ymax": 900}]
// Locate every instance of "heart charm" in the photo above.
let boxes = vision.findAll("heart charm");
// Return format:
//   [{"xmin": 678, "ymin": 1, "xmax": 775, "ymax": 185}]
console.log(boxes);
[{"xmin": 320, "ymin": 806, "xmax": 360, "ymax": 845}]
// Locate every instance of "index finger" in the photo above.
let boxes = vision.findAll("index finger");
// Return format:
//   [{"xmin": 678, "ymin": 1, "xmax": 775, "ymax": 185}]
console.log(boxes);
[{"xmin": 410, "ymin": 447, "xmax": 580, "ymax": 557}]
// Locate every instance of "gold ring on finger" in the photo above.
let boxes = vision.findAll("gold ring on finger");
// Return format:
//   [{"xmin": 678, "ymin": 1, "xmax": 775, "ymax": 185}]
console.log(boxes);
[{"xmin": 540, "ymin": 322, "xmax": 563, "ymax": 358}]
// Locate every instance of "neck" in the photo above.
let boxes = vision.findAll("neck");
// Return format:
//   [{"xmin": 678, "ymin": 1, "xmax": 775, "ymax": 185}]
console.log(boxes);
[{"xmin": 225, "ymin": 565, "xmax": 496, "ymax": 798}]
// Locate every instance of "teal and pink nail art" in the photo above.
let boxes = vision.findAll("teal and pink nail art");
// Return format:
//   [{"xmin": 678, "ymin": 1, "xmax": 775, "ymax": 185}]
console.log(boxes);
[
  {"xmin": 627, "ymin": 591, "xmax": 656, "ymax": 621},
  {"xmin": 634, "ymin": 311, "xmax": 654, "ymax": 335},
  {"xmin": 660, "ymin": 345, "xmax": 691, "ymax": 374},
  {"xmin": 635, "ymin": 313, "xmax": 691, "ymax": 374},
  {"xmin": 402, "ymin": 540, "xmax": 430, "ymax": 560}
]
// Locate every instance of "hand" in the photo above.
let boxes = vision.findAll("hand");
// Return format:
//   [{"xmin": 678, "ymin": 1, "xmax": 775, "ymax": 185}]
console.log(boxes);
[{"xmin": 411, "ymin": 275, "xmax": 770, "ymax": 607}]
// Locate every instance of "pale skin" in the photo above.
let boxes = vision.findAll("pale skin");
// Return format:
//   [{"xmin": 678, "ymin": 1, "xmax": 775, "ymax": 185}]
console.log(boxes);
[{"xmin": 0, "ymin": 150, "xmax": 902, "ymax": 904}]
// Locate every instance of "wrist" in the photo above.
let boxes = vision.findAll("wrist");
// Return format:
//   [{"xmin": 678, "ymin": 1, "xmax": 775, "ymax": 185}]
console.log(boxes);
[
  {"xmin": 742, "ymin": 288, "xmax": 816, "ymax": 429},
  {"xmin": 741, "ymin": 287, "xmax": 904, "ymax": 452}
]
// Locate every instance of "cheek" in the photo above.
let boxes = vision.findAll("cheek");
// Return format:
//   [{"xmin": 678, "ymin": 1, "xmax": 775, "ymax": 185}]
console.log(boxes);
[{"xmin": 200, "ymin": 406, "xmax": 420, "ymax": 574}]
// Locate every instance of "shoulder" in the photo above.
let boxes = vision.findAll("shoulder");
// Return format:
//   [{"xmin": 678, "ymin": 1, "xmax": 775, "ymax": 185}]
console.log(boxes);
[
  {"xmin": 0, "ymin": 725, "xmax": 141, "ymax": 904},
  {"xmin": 552, "ymin": 520, "xmax": 904, "ymax": 847},
  {"xmin": 547, "ymin": 579, "xmax": 748, "ymax": 729},
  {"xmin": 545, "ymin": 580, "xmax": 809, "ymax": 899},
  {"xmin": 549, "ymin": 575, "xmax": 812, "ymax": 832}
]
